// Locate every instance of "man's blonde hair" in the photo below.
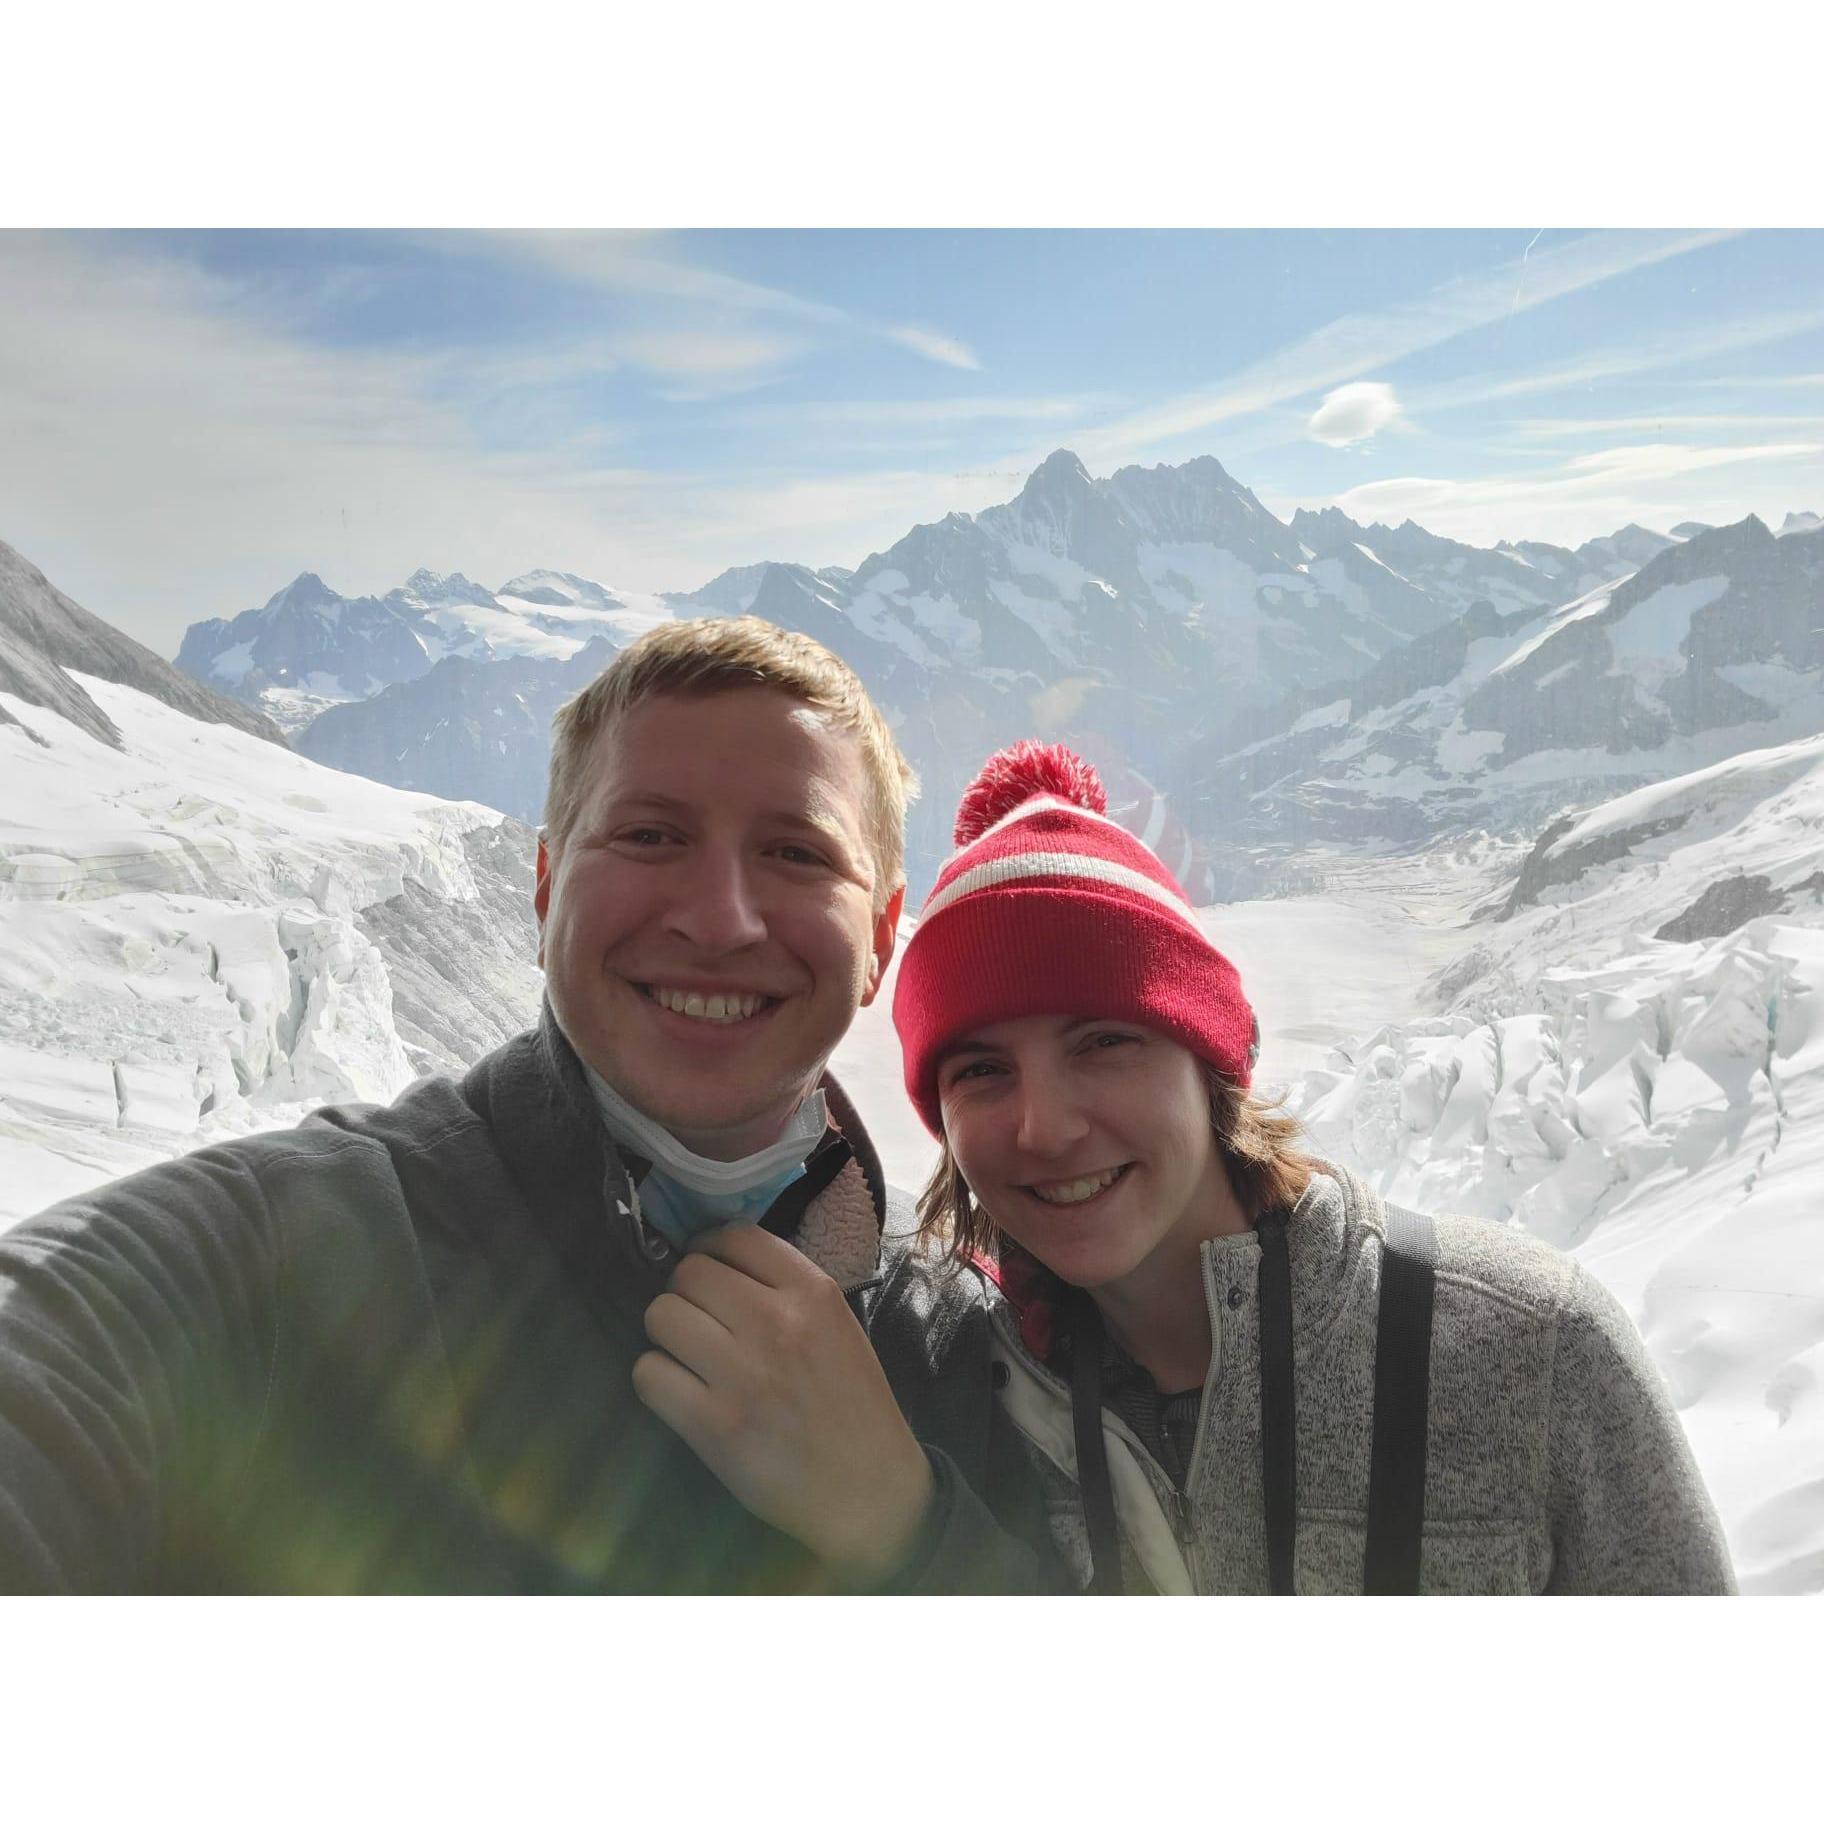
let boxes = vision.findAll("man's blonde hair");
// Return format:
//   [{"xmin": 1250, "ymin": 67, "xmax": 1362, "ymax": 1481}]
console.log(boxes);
[
  {"xmin": 915, "ymin": 1066, "xmax": 1315, "ymax": 1265},
  {"xmin": 544, "ymin": 615, "xmax": 918, "ymax": 909}
]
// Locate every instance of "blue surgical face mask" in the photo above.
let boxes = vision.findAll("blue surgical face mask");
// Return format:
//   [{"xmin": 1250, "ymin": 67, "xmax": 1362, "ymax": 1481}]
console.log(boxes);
[
  {"xmin": 583, "ymin": 1063, "xmax": 829, "ymax": 1249},
  {"xmin": 633, "ymin": 1160, "xmax": 809, "ymax": 1251}
]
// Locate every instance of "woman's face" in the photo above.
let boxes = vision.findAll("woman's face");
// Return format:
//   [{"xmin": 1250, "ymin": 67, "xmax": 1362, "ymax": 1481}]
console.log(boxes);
[{"xmin": 936, "ymin": 1013, "xmax": 1230, "ymax": 1294}]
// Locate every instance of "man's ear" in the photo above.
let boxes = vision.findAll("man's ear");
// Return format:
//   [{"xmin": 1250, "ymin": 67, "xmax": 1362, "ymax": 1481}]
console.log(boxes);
[
  {"xmin": 858, "ymin": 882, "xmax": 905, "ymax": 1009},
  {"xmin": 534, "ymin": 832, "xmax": 552, "ymax": 969}
]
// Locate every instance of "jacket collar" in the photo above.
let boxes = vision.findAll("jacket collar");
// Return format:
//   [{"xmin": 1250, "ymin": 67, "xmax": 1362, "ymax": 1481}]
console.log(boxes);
[{"xmin": 464, "ymin": 998, "xmax": 890, "ymax": 1290}]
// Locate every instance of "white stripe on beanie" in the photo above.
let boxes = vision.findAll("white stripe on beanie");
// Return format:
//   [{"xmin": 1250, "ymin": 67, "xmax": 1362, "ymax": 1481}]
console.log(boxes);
[
  {"xmin": 920, "ymin": 848, "xmax": 1205, "ymax": 934},
  {"xmin": 965, "ymin": 789, "xmax": 1127, "ymax": 846}
]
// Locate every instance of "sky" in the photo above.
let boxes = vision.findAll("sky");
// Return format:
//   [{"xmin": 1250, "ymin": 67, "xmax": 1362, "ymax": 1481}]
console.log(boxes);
[{"xmin": 3, "ymin": 226, "xmax": 1822, "ymax": 657}]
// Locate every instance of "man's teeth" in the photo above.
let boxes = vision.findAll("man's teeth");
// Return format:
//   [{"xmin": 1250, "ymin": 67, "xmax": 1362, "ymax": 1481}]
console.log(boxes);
[
  {"xmin": 649, "ymin": 986, "xmax": 768, "ymax": 1023},
  {"xmin": 1029, "ymin": 1166, "xmax": 1126, "ymax": 1206}
]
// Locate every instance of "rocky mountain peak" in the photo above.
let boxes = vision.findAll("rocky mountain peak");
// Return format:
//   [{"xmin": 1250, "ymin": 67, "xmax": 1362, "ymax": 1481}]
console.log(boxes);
[
  {"xmin": 262, "ymin": 572, "xmax": 344, "ymax": 616},
  {"xmin": 1013, "ymin": 448, "xmax": 1095, "ymax": 513}
]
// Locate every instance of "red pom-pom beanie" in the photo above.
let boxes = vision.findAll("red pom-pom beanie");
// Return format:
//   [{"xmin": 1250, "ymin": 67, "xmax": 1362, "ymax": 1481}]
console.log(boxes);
[{"xmin": 892, "ymin": 740, "xmax": 1258, "ymax": 1136}]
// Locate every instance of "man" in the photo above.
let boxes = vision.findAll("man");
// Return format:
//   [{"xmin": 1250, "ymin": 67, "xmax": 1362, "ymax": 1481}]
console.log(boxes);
[{"xmin": 0, "ymin": 618, "xmax": 1045, "ymax": 1593}]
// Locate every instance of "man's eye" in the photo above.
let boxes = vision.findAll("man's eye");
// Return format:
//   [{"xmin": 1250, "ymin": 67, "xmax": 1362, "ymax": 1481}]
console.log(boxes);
[
  {"xmin": 614, "ymin": 828, "xmax": 674, "ymax": 848},
  {"xmin": 946, "ymin": 1059, "xmax": 1002, "ymax": 1085},
  {"xmin": 773, "ymin": 844, "xmax": 829, "ymax": 867}
]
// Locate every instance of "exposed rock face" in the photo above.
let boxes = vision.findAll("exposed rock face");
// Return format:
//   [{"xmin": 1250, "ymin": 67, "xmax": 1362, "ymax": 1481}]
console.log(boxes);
[
  {"xmin": 1654, "ymin": 870, "xmax": 1824, "ymax": 943},
  {"xmin": 1503, "ymin": 813, "xmax": 1693, "ymax": 919},
  {"xmin": 1, "ymin": 538, "xmax": 283, "ymax": 749},
  {"xmin": 1654, "ymin": 874, "xmax": 1785, "ymax": 943}
]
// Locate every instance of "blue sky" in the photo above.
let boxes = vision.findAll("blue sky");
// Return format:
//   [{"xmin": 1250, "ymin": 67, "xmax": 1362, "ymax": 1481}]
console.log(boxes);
[{"xmin": 2, "ymin": 227, "xmax": 1821, "ymax": 656}]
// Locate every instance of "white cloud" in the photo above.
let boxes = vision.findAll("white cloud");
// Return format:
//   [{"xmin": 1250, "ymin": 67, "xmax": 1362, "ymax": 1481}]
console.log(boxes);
[{"xmin": 1308, "ymin": 381, "xmax": 1402, "ymax": 447}]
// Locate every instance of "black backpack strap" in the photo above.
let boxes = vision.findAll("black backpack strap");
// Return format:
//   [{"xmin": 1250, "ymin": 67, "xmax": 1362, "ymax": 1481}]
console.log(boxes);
[
  {"xmin": 1364, "ymin": 1205, "xmax": 1439, "ymax": 1594},
  {"xmin": 1067, "ymin": 1293, "xmax": 1123, "ymax": 1595},
  {"xmin": 1255, "ymin": 1208, "xmax": 1298, "ymax": 1595}
]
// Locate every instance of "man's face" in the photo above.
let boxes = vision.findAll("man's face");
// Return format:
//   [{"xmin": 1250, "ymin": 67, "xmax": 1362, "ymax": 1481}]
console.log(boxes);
[{"xmin": 536, "ymin": 687, "xmax": 901, "ymax": 1159}]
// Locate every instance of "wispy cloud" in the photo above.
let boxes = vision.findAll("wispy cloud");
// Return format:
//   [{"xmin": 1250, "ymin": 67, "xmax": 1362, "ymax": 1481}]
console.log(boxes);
[
  {"xmin": 470, "ymin": 230, "xmax": 982, "ymax": 372},
  {"xmin": 737, "ymin": 393, "xmax": 1099, "ymax": 431},
  {"xmin": 1070, "ymin": 229, "xmax": 1734, "ymax": 465},
  {"xmin": 881, "ymin": 325, "xmax": 981, "ymax": 370},
  {"xmin": 1691, "ymin": 371, "xmax": 1824, "ymax": 389},
  {"xmin": 613, "ymin": 328, "xmax": 801, "ymax": 379},
  {"xmin": 1309, "ymin": 381, "xmax": 1402, "ymax": 447},
  {"xmin": 1331, "ymin": 439, "xmax": 1824, "ymax": 545},
  {"xmin": 1413, "ymin": 308, "xmax": 1824, "ymax": 413},
  {"xmin": 1507, "ymin": 411, "xmax": 1824, "ymax": 441}
]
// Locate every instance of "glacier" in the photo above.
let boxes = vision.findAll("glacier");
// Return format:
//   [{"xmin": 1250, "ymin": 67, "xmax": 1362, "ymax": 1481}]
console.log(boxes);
[{"xmin": 0, "ymin": 671, "xmax": 542, "ymax": 1222}]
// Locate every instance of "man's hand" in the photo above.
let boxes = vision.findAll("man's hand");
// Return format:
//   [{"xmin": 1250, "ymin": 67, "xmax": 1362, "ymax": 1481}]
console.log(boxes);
[{"xmin": 632, "ymin": 1225, "xmax": 936, "ymax": 1585}]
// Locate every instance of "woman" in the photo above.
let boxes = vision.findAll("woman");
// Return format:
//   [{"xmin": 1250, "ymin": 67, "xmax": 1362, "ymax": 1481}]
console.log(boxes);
[{"xmin": 890, "ymin": 741, "xmax": 1735, "ymax": 1594}]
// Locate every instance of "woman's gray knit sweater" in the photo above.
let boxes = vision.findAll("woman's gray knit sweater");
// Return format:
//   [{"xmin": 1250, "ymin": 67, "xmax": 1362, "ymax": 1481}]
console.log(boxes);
[{"xmin": 988, "ymin": 1161, "xmax": 1736, "ymax": 1594}]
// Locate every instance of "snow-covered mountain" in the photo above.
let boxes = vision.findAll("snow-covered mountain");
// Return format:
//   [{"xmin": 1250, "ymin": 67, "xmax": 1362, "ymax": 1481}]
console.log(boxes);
[
  {"xmin": 1184, "ymin": 515, "xmax": 1824, "ymax": 858},
  {"xmin": 193, "ymin": 449, "xmax": 1675, "ymax": 893},
  {"xmin": 1, "ymin": 552, "xmax": 543, "ymax": 1224},
  {"xmin": 1288, "ymin": 505, "xmax": 1660, "ymax": 622},
  {"xmin": 175, "ymin": 566, "xmax": 674, "ymax": 734},
  {"xmin": 1282, "ymin": 737, "xmax": 1824, "ymax": 1592}
]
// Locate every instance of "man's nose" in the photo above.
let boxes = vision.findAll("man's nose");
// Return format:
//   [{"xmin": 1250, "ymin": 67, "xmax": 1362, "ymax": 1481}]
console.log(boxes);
[
  {"xmin": 662, "ymin": 847, "xmax": 769, "ymax": 952},
  {"xmin": 1013, "ymin": 1074, "xmax": 1090, "ymax": 1157}
]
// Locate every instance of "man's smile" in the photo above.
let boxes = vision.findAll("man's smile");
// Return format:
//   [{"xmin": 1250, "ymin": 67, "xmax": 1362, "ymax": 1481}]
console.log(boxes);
[{"xmin": 634, "ymin": 981, "xmax": 784, "ymax": 1025}]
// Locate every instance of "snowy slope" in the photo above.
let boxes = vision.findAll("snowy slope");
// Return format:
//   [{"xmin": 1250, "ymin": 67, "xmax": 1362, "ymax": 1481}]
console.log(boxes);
[
  {"xmin": 1281, "ymin": 742, "xmax": 1824, "ymax": 1593},
  {"xmin": 0, "ymin": 671, "xmax": 542, "ymax": 1224}
]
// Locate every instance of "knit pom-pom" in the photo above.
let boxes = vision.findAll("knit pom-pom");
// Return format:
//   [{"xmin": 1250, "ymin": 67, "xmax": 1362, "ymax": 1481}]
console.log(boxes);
[{"xmin": 953, "ymin": 741, "xmax": 1107, "ymax": 844}]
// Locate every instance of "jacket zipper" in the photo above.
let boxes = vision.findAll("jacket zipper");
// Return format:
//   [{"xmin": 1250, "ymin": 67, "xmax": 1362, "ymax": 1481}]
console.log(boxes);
[
  {"xmin": 990, "ymin": 1302, "xmax": 1203, "ymax": 1594},
  {"xmin": 1167, "ymin": 1485, "xmax": 1198, "ymax": 1553},
  {"xmin": 1161, "ymin": 1247, "xmax": 1233, "ymax": 1594}
]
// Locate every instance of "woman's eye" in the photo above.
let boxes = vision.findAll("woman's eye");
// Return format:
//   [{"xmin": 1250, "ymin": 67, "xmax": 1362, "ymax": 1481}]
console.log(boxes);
[
  {"xmin": 946, "ymin": 1059, "xmax": 1001, "ymax": 1085},
  {"xmin": 773, "ymin": 844, "xmax": 828, "ymax": 867},
  {"xmin": 614, "ymin": 827, "xmax": 674, "ymax": 848},
  {"xmin": 1086, "ymin": 1031, "xmax": 1137, "ymax": 1053}
]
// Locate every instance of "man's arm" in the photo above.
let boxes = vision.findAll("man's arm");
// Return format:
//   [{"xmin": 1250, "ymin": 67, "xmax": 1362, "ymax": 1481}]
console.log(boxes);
[
  {"xmin": 1544, "ymin": 1262, "xmax": 1736, "ymax": 1594},
  {"xmin": 0, "ymin": 1148, "xmax": 282, "ymax": 1593}
]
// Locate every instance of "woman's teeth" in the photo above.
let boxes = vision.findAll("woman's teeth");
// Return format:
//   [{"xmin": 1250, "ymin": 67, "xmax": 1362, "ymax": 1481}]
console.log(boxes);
[
  {"xmin": 1029, "ymin": 1165, "xmax": 1126, "ymax": 1206},
  {"xmin": 647, "ymin": 986, "xmax": 768, "ymax": 1023}
]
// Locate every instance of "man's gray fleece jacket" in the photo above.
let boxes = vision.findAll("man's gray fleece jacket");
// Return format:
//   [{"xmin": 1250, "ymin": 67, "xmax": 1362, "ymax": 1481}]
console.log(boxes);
[{"xmin": 990, "ymin": 1163, "xmax": 1736, "ymax": 1594}]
